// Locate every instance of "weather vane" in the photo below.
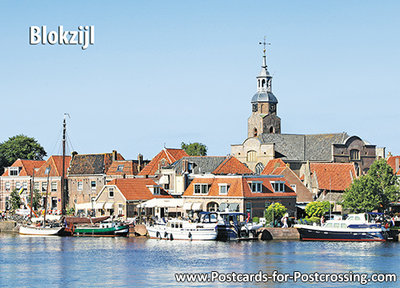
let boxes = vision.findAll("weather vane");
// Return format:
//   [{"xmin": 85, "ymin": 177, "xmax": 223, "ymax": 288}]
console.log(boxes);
[{"xmin": 259, "ymin": 36, "xmax": 271, "ymax": 55}]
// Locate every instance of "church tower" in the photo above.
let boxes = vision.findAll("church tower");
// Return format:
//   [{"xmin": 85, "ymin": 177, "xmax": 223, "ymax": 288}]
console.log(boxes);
[{"xmin": 247, "ymin": 41, "xmax": 281, "ymax": 138}]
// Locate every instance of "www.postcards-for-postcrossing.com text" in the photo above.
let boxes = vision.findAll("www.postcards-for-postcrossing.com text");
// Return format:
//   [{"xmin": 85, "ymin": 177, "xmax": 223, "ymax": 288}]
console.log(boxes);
[{"xmin": 29, "ymin": 26, "xmax": 94, "ymax": 50}]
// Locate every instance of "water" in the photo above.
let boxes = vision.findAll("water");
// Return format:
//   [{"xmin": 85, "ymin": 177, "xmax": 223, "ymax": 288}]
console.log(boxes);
[{"xmin": 0, "ymin": 233, "xmax": 399, "ymax": 287}]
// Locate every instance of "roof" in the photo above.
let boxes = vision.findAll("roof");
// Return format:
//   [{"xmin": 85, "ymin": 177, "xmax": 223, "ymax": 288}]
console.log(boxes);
[
  {"xmin": 68, "ymin": 152, "xmax": 124, "ymax": 175},
  {"xmin": 107, "ymin": 160, "xmax": 139, "ymax": 176},
  {"xmin": 35, "ymin": 155, "xmax": 72, "ymax": 177},
  {"xmin": 183, "ymin": 175, "xmax": 296, "ymax": 198},
  {"xmin": 261, "ymin": 158, "xmax": 287, "ymax": 175},
  {"xmin": 107, "ymin": 178, "xmax": 172, "ymax": 201},
  {"xmin": 310, "ymin": 163, "xmax": 356, "ymax": 191},
  {"xmin": 212, "ymin": 156, "xmax": 254, "ymax": 175},
  {"xmin": 251, "ymin": 91, "xmax": 278, "ymax": 103},
  {"xmin": 257, "ymin": 132, "xmax": 350, "ymax": 161},
  {"xmin": 138, "ymin": 148, "xmax": 188, "ymax": 176},
  {"xmin": 2, "ymin": 159, "xmax": 46, "ymax": 177},
  {"xmin": 386, "ymin": 156, "xmax": 400, "ymax": 175}
]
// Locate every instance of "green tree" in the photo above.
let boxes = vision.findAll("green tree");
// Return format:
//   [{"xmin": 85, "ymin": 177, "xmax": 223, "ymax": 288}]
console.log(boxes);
[
  {"xmin": 264, "ymin": 203, "xmax": 287, "ymax": 226},
  {"xmin": 305, "ymin": 201, "xmax": 332, "ymax": 218},
  {"xmin": 181, "ymin": 142, "xmax": 207, "ymax": 156},
  {"xmin": 27, "ymin": 189, "xmax": 42, "ymax": 211},
  {"xmin": 9, "ymin": 189, "xmax": 22, "ymax": 211},
  {"xmin": 0, "ymin": 135, "xmax": 47, "ymax": 172},
  {"xmin": 341, "ymin": 159, "xmax": 399, "ymax": 213}
]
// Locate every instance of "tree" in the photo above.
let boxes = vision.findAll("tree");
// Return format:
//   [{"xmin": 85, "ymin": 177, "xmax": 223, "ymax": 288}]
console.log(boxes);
[
  {"xmin": 305, "ymin": 201, "xmax": 332, "ymax": 218},
  {"xmin": 181, "ymin": 142, "xmax": 207, "ymax": 156},
  {"xmin": 9, "ymin": 189, "xmax": 22, "ymax": 211},
  {"xmin": 27, "ymin": 189, "xmax": 42, "ymax": 211},
  {"xmin": 341, "ymin": 159, "xmax": 399, "ymax": 213},
  {"xmin": 0, "ymin": 134, "xmax": 47, "ymax": 172},
  {"xmin": 264, "ymin": 203, "xmax": 287, "ymax": 226}
]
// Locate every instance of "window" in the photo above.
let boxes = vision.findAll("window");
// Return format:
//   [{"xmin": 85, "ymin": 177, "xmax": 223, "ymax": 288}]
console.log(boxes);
[
  {"xmin": 350, "ymin": 149, "xmax": 360, "ymax": 160},
  {"xmin": 77, "ymin": 181, "xmax": 83, "ymax": 191},
  {"xmin": 117, "ymin": 165, "xmax": 124, "ymax": 172},
  {"xmin": 290, "ymin": 184, "xmax": 296, "ymax": 192},
  {"xmin": 91, "ymin": 181, "xmax": 96, "ymax": 190},
  {"xmin": 108, "ymin": 187, "xmax": 114, "ymax": 198},
  {"xmin": 51, "ymin": 182, "xmax": 57, "ymax": 192},
  {"xmin": 153, "ymin": 187, "xmax": 160, "ymax": 195},
  {"xmin": 9, "ymin": 167, "xmax": 19, "ymax": 176},
  {"xmin": 250, "ymin": 182, "xmax": 262, "ymax": 193},
  {"xmin": 255, "ymin": 163, "xmax": 264, "ymax": 175},
  {"xmin": 219, "ymin": 184, "xmax": 229, "ymax": 195},
  {"xmin": 194, "ymin": 184, "xmax": 209, "ymax": 195},
  {"xmin": 34, "ymin": 182, "xmax": 39, "ymax": 191},
  {"xmin": 271, "ymin": 181, "xmax": 285, "ymax": 192},
  {"xmin": 42, "ymin": 182, "xmax": 47, "ymax": 192},
  {"xmin": 5, "ymin": 182, "xmax": 10, "ymax": 191},
  {"xmin": 15, "ymin": 182, "xmax": 21, "ymax": 190},
  {"xmin": 247, "ymin": 150, "xmax": 257, "ymax": 162},
  {"xmin": 118, "ymin": 204, "xmax": 123, "ymax": 216},
  {"xmin": 23, "ymin": 182, "xmax": 28, "ymax": 190}
]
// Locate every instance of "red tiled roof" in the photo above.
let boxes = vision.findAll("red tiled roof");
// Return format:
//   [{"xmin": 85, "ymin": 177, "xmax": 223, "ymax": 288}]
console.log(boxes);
[
  {"xmin": 261, "ymin": 159, "xmax": 286, "ymax": 175},
  {"xmin": 2, "ymin": 159, "xmax": 46, "ymax": 176},
  {"xmin": 212, "ymin": 156, "xmax": 254, "ymax": 175},
  {"xmin": 35, "ymin": 156, "xmax": 72, "ymax": 177},
  {"xmin": 138, "ymin": 148, "xmax": 188, "ymax": 176},
  {"xmin": 108, "ymin": 178, "xmax": 172, "ymax": 201},
  {"xmin": 310, "ymin": 163, "xmax": 356, "ymax": 191},
  {"xmin": 387, "ymin": 156, "xmax": 400, "ymax": 175},
  {"xmin": 106, "ymin": 160, "xmax": 136, "ymax": 176},
  {"xmin": 183, "ymin": 176, "xmax": 296, "ymax": 198}
]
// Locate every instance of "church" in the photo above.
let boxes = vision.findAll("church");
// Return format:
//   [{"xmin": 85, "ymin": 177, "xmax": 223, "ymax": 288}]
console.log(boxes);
[{"xmin": 231, "ymin": 45, "xmax": 385, "ymax": 176}]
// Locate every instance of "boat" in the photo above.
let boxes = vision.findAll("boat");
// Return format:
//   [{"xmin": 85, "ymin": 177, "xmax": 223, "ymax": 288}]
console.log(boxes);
[
  {"xmin": 73, "ymin": 219, "xmax": 130, "ymax": 237},
  {"xmin": 19, "ymin": 224, "xmax": 63, "ymax": 236},
  {"xmin": 215, "ymin": 212, "xmax": 262, "ymax": 241},
  {"xmin": 146, "ymin": 212, "xmax": 218, "ymax": 240},
  {"xmin": 295, "ymin": 213, "xmax": 387, "ymax": 242}
]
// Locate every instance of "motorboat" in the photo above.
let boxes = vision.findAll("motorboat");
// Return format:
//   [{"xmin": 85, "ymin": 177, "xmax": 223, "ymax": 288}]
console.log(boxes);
[
  {"xmin": 73, "ymin": 219, "xmax": 130, "ymax": 237},
  {"xmin": 295, "ymin": 213, "xmax": 387, "ymax": 242},
  {"xmin": 146, "ymin": 212, "xmax": 218, "ymax": 240},
  {"xmin": 216, "ymin": 212, "xmax": 262, "ymax": 241}
]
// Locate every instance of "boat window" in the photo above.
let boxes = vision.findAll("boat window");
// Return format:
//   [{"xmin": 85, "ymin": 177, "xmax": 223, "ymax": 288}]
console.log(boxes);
[
  {"xmin": 325, "ymin": 223, "xmax": 332, "ymax": 227},
  {"xmin": 180, "ymin": 223, "xmax": 182, "ymax": 228},
  {"xmin": 347, "ymin": 216, "xmax": 354, "ymax": 221},
  {"xmin": 334, "ymin": 223, "xmax": 340, "ymax": 228},
  {"xmin": 355, "ymin": 216, "xmax": 361, "ymax": 221},
  {"xmin": 210, "ymin": 214, "xmax": 217, "ymax": 223},
  {"xmin": 341, "ymin": 223, "xmax": 347, "ymax": 228}
]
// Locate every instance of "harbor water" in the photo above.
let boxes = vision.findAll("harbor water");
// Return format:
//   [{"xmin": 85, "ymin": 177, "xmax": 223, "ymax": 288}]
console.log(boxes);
[{"xmin": 0, "ymin": 233, "xmax": 398, "ymax": 287}]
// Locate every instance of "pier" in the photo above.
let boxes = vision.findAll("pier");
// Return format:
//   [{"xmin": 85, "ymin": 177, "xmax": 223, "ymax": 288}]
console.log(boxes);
[{"xmin": 258, "ymin": 227, "xmax": 300, "ymax": 240}]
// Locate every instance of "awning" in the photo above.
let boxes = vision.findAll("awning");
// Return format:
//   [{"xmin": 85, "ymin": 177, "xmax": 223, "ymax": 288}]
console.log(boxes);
[
  {"xmin": 75, "ymin": 202, "xmax": 93, "ymax": 210},
  {"xmin": 183, "ymin": 202, "xmax": 193, "ymax": 210},
  {"xmin": 104, "ymin": 202, "xmax": 114, "ymax": 209},
  {"xmin": 192, "ymin": 202, "xmax": 203, "ymax": 211},
  {"xmin": 136, "ymin": 198, "xmax": 184, "ymax": 209},
  {"xmin": 159, "ymin": 175, "xmax": 169, "ymax": 185},
  {"xmin": 229, "ymin": 203, "xmax": 239, "ymax": 212},
  {"xmin": 94, "ymin": 202, "xmax": 105, "ymax": 209}
]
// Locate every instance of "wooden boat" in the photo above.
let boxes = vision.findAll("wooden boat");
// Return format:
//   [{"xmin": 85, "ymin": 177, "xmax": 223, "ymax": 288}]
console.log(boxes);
[
  {"xmin": 19, "ymin": 224, "xmax": 63, "ymax": 236},
  {"xmin": 73, "ymin": 220, "xmax": 129, "ymax": 237},
  {"xmin": 295, "ymin": 213, "xmax": 387, "ymax": 242}
]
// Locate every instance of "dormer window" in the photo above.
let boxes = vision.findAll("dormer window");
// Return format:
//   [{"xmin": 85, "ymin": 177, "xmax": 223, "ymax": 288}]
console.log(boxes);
[
  {"xmin": 271, "ymin": 181, "xmax": 285, "ymax": 192},
  {"xmin": 194, "ymin": 183, "xmax": 209, "ymax": 195},
  {"xmin": 153, "ymin": 187, "xmax": 160, "ymax": 195},
  {"xmin": 218, "ymin": 184, "xmax": 229, "ymax": 195},
  {"xmin": 117, "ymin": 165, "xmax": 124, "ymax": 172},
  {"xmin": 250, "ymin": 181, "xmax": 263, "ymax": 193},
  {"xmin": 9, "ymin": 167, "xmax": 19, "ymax": 176}
]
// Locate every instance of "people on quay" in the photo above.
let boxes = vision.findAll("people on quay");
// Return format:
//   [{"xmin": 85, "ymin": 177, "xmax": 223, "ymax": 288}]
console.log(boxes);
[
  {"xmin": 281, "ymin": 215, "xmax": 288, "ymax": 228},
  {"xmin": 320, "ymin": 215, "xmax": 325, "ymax": 225}
]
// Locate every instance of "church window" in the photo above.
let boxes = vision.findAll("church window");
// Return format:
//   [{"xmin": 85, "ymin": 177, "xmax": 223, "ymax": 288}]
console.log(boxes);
[
  {"xmin": 261, "ymin": 79, "xmax": 266, "ymax": 88},
  {"xmin": 269, "ymin": 127, "xmax": 274, "ymax": 134},
  {"xmin": 247, "ymin": 151, "xmax": 257, "ymax": 162},
  {"xmin": 255, "ymin": 162, "xmax": 264, "ymax": 174},
  {"xmin": 350, "ymin": 149, "xmax": 360, "ymax": 160},
  {"xmin": 253, "ymin": 128, "xmax": 258, "ymax": 137}
]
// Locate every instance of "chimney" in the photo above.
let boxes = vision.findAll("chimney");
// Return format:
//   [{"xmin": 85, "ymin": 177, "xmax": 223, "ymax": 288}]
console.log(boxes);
[
  {"xmin": 138, "ymin": 153, "xmax": 143, "ymax": 171},
  {"xmin": 112, "ymin": 150, "xmax": 117, "ymax": 161},
  {"xmin": 182, "ymin": 159, "xmax": 188, "ymax": 173},
  {"xmin": 396, "ymin": 158, "xmax": 399, "ymax": 173}
]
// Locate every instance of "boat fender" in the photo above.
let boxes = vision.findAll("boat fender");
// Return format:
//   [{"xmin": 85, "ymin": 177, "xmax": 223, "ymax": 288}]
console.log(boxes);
[
  {"xmin": 164, "ymin": 232, "xmax": 168, "ymax": 239},
  {"xmin": 169, "ymin": 233, "xmax": 173, "ymax": 241},
  {"xmin": 156, "ymin": 231, "xmax": 161, "ymax": 240},
  {"xmin": 188, "ymin": 232, "xmax": 192, "ymax": 240}
]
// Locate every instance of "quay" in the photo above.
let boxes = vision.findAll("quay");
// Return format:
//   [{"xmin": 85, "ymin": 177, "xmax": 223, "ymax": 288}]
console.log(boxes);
[
  {"xmin": 0, "ymin": 221, "xmax": 18, "ymax": 232},
  {"xmin": 258, "ymin": 227, "xmax": 300, "ymax": 241}
]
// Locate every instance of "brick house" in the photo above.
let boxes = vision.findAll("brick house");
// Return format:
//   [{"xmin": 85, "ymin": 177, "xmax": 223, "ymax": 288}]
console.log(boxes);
[
  {"xmin": 0, "ymin": 159, "xmax": 45, "ymax": 211},
  {"xmin": 138, "ymin": 148, "xmax": 188, "ymax": 176},
  {"xmin": 106, "ymin": 154, "xmax": 150, "ymax": 181}
]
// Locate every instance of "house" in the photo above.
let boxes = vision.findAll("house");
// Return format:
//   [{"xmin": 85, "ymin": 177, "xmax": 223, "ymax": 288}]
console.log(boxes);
[
  {"xmin": 106, "ymin": 154, "xmax": 150, "ymax": 181},
  {"xmin": 300, "ymin": 162, "xmax": 357, "ymax": 212},
  {"xmin": 0, "ymin": 159, "xmax": 45, "ymax": 211},
  {"xmin": 138, "ymin": 148, "xmax": 188, "ymax": 176},
  {"xmin": 33, "ymin": 155, "xmax": 72, "ymax": 212},
  {"xmin": 182, "ymin": 174, "xmax": 296, "ymax": 218},
  {"xmin": 93, "ymin": 178, "xmax": 172, "ymax": 219},
  {"xmin": 159, "ymin": 155, "xmax": 254, "ymax": 196},
  {"xmin": 386, "ymin": 155, "xmax": 400, "ymax": 176},
  {"xmin": 67, "ymin": 150, "xmax": 124, "ymax": 208},
  {"xmin": 261, "ymin": 159, "xmax": 312, "ymax": 203}
]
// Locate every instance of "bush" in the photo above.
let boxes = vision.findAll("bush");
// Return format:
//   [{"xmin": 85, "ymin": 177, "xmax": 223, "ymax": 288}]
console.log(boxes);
[
  {"xmin": 264, "ymin": 203, "xmax": 287, "ymax": 227},
  {"xmin": 252, "ymin": 217, "xmax": 259, "ymax": 223},
  {"xmin": 305, "ymin": 201, "xmax": 332, "ymax": 218}
]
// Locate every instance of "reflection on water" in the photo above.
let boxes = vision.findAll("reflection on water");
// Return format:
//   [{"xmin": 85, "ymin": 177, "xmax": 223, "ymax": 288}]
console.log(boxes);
[{"xmin": 0, "ymin": 233, "xmax": 398, "ymax": 287}]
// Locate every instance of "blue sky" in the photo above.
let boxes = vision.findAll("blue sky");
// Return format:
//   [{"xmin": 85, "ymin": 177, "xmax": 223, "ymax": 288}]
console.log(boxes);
[{"xmin": 1, "ymin": 1, "xmax": 399, "ymax": 160}]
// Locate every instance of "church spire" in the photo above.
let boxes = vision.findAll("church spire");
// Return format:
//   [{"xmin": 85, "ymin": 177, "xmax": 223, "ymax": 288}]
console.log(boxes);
[{"xmin": 257, "ymin": 37, "xmax": 272, "ymax": 93}]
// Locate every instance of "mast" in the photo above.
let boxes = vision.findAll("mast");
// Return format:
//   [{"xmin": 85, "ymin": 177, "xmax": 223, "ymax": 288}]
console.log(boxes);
[
  {"xmin": 61, "ymin": 113, "xmax": 68, "ymax": 215},
  {"xmin": 30, "ymin": 170, "xmax": 34, "ymax": 218},
  {"xmin": 43, "ymin": 166, "xmax": 51, "ymax": 226}
]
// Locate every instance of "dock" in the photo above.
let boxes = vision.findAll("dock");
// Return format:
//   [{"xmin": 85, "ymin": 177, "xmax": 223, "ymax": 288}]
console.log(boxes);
[{"xmin": 258, "ymin": 227, "xmax": 300, "ymax": 240}]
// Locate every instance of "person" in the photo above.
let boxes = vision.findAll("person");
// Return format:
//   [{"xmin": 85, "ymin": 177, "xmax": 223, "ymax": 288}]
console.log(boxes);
[
  {"xmin": 320, "ymin": 215, "xmax": 325, "ymax": 225},
  {"xmin": 281, "ymin": 216, "xmax": 288, "ymax": 228}
]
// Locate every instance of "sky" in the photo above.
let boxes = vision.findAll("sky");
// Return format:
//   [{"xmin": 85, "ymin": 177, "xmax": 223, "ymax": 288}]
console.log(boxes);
[{"xmin": 1, "ymin": 1, "xmax": 399, "ymax": 161}]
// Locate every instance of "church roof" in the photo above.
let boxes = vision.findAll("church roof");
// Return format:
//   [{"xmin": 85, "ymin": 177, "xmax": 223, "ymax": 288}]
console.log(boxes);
[
  {"xmin": 251, "ymin": 92, "xmax": 278, "ymax": 104},
  {"xmin": 258, "ymin": 132, "xmax": 350, "ymax": 161}
]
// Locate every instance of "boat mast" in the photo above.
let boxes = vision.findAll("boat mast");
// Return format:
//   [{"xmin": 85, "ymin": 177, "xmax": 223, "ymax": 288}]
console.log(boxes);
[
  {"xmin": 30, "ymin": 170, "xmax": 34, "ymax": 218},
  {"xmin": 61, "ymin": 113, "xmax": 67, "ymax": 215},
  {"xmin": 44, "ymin": 166, "xmax": 51, "ymax": 226}
]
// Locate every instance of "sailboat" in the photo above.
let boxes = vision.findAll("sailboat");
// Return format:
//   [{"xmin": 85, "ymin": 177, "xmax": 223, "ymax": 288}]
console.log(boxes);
[{"xmin": 19, "ymin": 115, "xmax": 69, "ymax": 236}]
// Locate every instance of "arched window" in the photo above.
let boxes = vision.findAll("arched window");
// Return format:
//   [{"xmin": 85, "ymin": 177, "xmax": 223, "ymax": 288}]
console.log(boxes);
[
  {"xmin": 261, "ymin": 79, "xmax": 266, "ymax": 88},
  {"xmin": 247, "ymin": 150, "xmax": 257, "ymax": 162},
  {"xmin": 269, "ymin": 126, "xmax": 274, "ymax": 134},
  {"xmin": 350, "ymin": 149, "xmax": 360, "ymax": 160},
  {"xmin": 253, "ymin": 128, "xmax": 258, "ymax": 137},
  {"xmin": 255, "ymin": 163, "xmax": 264, "ymax": 175},
  {"xmin": 207, "ymin": 202, "xmax": 219, "ymax": 212}
]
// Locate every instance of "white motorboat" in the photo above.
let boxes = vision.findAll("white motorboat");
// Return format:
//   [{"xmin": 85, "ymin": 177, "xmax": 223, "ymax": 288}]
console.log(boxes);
[
  {"xmin": 19, "ymin": 225, "xmax": 63, "ymax": 236},
  {"xmin": 146, "ymin": 213, "xmax": 218, "ymax": 240}
]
